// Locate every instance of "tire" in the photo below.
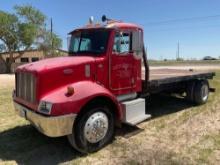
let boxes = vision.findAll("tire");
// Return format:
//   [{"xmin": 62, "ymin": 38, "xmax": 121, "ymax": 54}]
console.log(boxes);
[
  {"xmin": 194, "ymin": 80, "xmax": 209, "ymax": 105},
  {"xmin": 186, "ymin": 81, "xmax": 196, "ymax": 102},
  {"xmin": 67, "ymin": 104, "xmax": 115, "ymax": 153}
]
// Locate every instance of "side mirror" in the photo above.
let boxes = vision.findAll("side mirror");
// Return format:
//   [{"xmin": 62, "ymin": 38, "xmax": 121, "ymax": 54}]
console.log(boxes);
[
  {"xmin": 132, "ymin": 30, "xmax": 143, "ymax": 52},
  {"xmin": 132, "ymin": 30, "xmax": 143, "ymax": 58}
]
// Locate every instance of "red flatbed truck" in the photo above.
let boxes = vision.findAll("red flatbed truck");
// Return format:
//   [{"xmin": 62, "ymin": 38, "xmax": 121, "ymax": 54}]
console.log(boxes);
[{"xmin": 13, "ymin": 16, "xmax": 215, "ymax": 153}]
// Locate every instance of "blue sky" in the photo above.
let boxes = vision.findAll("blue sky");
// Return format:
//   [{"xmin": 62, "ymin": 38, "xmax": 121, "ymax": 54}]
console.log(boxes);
[{"xmin": 1, "ymin": 0, "xmax": 220, "ymax": 60}]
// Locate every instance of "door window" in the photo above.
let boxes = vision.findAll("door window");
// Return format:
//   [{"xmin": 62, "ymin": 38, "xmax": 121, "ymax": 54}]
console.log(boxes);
[{"xmin": 113, "ymin": 32, "xmax": 131, "ymax": 54}]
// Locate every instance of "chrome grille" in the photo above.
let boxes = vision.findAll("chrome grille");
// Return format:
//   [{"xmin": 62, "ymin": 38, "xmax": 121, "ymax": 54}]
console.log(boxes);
[{"xmin": 16, "ymin": 72, "xmax": 36, "ymax": 103}]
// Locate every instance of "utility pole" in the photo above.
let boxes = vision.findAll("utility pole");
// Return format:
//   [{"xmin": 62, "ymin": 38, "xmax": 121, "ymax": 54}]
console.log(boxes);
[
  {"xmin": 176, "ymin": 42, "xmax": 180, "ymax": 60},
  {"xmin": 145, "ymin": 46, "xmax": 148, "ymax": 57},
  {"xmin": 50, "ymin": 18, "xmax": 53, "ymax": 54}
]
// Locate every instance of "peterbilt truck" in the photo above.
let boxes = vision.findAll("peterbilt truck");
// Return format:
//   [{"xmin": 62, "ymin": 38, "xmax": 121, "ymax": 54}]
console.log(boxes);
[{"xmin": 13, "ymin": 16, "xmax": 215, "ymax": 153}]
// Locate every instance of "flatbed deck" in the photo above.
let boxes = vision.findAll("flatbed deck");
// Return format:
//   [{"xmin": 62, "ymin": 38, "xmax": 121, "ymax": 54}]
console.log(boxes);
[{"xmin": 142, "ymin": 69, "xmax": 215, "ymax": 94}]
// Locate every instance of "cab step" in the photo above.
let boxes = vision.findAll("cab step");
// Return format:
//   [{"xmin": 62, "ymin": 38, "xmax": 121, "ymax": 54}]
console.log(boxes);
[{"xmin": 121, "ymin": 98, "xmax": 151, "ymax": 125}]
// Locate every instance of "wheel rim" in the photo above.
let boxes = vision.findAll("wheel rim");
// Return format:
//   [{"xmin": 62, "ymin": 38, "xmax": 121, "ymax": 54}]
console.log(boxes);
[
  {"xmin": 84, "ymin": 111, "xmax": 109, "ymax": 143},
  {"xmin": 201, "ymin": 84, "xmax": 209, "ymax": 101}
]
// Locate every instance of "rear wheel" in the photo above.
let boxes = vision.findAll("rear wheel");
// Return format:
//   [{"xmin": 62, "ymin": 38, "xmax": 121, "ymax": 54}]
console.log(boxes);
[
  {"xmin": 186, "ymin": 81, "xmax": 196, "ymax": 102},
  {"xmin": 194, "ymin": 80, "xmax": 209, "ymax": 105},
  {"xmin": 186, "ymin": 80, "xmax": 209, "ymax": 105},
  {"xmin": 67, "ymin": 104, "xmax": 115, "ymax": 153}
]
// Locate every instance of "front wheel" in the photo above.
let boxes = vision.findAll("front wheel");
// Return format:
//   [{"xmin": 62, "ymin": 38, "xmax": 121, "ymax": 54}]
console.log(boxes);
[{"xmin": 67, "ymin": 104, "xmax": 115, "ymax": 153}]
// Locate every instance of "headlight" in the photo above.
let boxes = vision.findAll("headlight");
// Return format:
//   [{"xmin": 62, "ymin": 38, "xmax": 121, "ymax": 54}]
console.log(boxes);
[{"xmin": 38, "ymin": 101, "xmax": 53, "ymax": 115}]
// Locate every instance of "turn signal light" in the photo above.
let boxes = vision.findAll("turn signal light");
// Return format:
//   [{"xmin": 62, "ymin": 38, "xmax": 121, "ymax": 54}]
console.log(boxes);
[{"xmin": 66, "ymin": 86, "xmax": 74, "ymax": 96}]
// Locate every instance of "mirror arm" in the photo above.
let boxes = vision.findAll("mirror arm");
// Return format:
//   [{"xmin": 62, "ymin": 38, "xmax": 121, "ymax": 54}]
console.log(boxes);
[{"xmin": 143, "ymin": 45, "xmax": 149, "ymax": 82}]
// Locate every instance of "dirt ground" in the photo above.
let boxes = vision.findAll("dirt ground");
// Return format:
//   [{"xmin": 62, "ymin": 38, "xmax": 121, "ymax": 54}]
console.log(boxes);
[
  {"xmin": 0, "ymin": 74, "xmax": 15, "ymax": 88},
  {"xmin": 0, "ymin": 68, "xmax": 220, "ymax": 165}
]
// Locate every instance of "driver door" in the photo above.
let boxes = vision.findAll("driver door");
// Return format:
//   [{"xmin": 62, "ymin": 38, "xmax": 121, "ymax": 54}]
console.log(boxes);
[{"xmin": 110, "ymin": 31, "xmax": 135, "ymax": 92}]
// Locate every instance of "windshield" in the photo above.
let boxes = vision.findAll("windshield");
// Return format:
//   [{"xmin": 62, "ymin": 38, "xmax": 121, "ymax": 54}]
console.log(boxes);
[{"xmin": 68, "ymin": 30, "xmax": 110, "ymax": 55}]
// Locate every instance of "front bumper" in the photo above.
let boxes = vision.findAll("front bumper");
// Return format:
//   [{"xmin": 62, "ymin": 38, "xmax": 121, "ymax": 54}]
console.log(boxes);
[{"xmin": 14, "ymin": 102, "xmax": 77, "ymax": 137}]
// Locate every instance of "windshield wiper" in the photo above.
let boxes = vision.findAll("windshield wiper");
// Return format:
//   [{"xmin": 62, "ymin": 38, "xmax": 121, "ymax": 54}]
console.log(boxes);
[
  {"xmin": 68, "ymin": 50, "xmax": 104, "ymax": 56},
  {"xmin": 76, "ymin": 50, "xmax": 103, "ymax": 54}
]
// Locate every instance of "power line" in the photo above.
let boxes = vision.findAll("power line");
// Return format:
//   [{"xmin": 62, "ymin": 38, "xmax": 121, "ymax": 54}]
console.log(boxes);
[
  {"xmin": 145, "ymin": 23, "xmax": 220, "ymax": 33},
  {"xmin": 145, "ymin": 14, "xmax": 220, "ymax": 26}
]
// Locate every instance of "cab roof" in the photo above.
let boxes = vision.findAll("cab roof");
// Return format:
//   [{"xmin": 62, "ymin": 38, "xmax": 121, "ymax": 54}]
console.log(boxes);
[{"xmin": 68, "ymin": 22, "xmax": 142, "ymax": 34}]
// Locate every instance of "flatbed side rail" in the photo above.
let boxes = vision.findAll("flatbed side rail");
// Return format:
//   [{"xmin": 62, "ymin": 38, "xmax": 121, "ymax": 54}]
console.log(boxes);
[{"xmin": 141, "ymin": 72, "xmax": 215, "ymax": 95}]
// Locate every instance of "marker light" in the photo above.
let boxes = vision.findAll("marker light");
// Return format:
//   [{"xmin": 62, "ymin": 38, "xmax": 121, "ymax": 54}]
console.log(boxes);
[
  {"xmin": 67, "ymin": 86, "xmax": 74, "ymax": 96},
  {"xmin": 89, "ymin": 16, "xmax": 94, "ymax": 24}
]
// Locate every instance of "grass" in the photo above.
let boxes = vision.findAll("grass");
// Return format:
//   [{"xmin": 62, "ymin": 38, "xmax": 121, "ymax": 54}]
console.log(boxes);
[
  {"xmin": 0, "ymin": 70, "xmax": 220, "ymax": 164},
  {"xmin": 191, "ymin": 133, "xmax": 220, "ymax": 164}
]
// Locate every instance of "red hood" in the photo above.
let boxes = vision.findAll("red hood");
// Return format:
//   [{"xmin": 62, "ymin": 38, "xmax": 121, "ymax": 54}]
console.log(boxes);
[{"xmin": 17, "ymin": 56, "xmax": 95, "ymax": 73}]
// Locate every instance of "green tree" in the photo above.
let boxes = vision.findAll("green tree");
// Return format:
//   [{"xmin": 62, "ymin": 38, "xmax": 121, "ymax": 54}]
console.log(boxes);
[
  {"xmin": 38, "ymin": 30, "xmax": 62, "ymax": 57},
  {"xmin": 0, "ymin": 5, "xmax": 62, "ymax": 73}
]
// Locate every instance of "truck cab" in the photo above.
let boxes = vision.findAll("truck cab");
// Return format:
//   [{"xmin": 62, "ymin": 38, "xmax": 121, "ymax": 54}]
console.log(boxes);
[
  {"xmin": 13, "ymin": 16, "xmax": 214, "ymax": 153},
  {"xmin": 68, "ymin": 22, "xmax": 144, "ymax": 95}
]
